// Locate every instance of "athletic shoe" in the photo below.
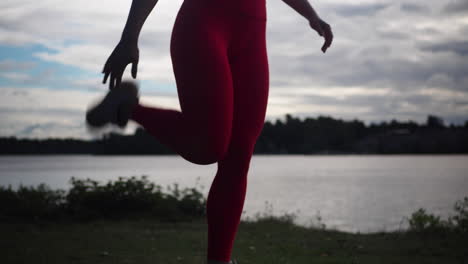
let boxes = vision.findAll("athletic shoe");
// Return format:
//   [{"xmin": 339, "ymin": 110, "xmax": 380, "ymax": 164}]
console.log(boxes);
[{"xmin": 86, "ymin": 80, "xmax": 139, "ymax": 128}]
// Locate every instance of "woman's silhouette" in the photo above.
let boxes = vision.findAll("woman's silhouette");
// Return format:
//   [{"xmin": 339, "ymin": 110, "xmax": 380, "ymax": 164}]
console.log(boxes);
[{"xmin": 87, "ymin": 0, "xmax": 332, "ymax": 263}]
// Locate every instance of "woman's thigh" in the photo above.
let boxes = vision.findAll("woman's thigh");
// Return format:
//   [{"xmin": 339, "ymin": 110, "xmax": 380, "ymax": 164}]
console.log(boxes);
[
  {"xmin": 170, "ymin": 2, "xmax": 234, "ymax": 141},
  {"xmin": 228, "ymin": 19, "xmax": 269, "ymax": 149}
]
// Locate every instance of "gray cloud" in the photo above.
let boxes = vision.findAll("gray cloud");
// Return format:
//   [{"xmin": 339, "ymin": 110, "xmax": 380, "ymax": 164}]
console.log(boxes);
[
  {"xmin": 330, "ymin": 3, "xmax": 390, "ymax": 17},
  {"xmin": 271, "ymin": 41, "xmax": 467, "ymax": 93},
  {"xmin": 444, "ymin": 0, "xmax": 468, "ymax": 13},
  {"xmin": 0, "ymin": 106, "xmax": 83, "ymax": 116},
  {"xmin": 400, "ymin": 3, "xmax": 428, "ymax": 13},
  {"xmin": 0, "ymin": 109, "xmax": 85, "ymax": 138},
  {"xmin": 267, "ymin": 0, "xmax": 468, "ymax": 97},
  {"xmin": 376, "ymin": 30, "xmax": 409, "ymax": 40},
  {"xmin": 0, "ymin": 60, "xmax": 36, "ymax": 71},
  {"xmin": 1, "ymin": 67, "xmax": 56, "ymax": 85},
  {"xmin": 420, "ymin": 40, "xmax": 468, "ymax": 56},
  {"xmin": 289, "ymin": 91, "xmax": 468, "ymax": 125},
  {"xmin": 17, "ymin": 122, "xmax": 79, "ymax": 137}
]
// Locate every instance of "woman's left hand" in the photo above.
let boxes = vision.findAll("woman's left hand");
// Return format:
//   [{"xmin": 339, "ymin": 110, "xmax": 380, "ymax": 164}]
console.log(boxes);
[
  {"xmin": 102, "ymin": 39, "xmax": 139, "ymax": 90},
  {"xmin": 309, "ymin": 17, "xmax": 333, "ymax": 53}
]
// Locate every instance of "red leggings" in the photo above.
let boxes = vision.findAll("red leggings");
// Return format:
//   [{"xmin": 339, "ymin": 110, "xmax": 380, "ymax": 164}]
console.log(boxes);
[{"xmin": 131, "ymin": 0, "xmax": 268, "ymax": 261}]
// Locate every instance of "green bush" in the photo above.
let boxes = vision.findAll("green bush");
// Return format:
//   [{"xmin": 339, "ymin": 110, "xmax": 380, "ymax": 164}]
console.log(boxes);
[
  {"xmin": 66, "ymin": 176, "xmax": 207, "ymax": 220},
  {"xmin": 0, "ymin": 184, "xmax": 65, "ymax": 220},
  {"xmin": 451, "ymin": 197, "xmax": 468, "ymax": 233},
  {"xmin": 407, "ymin": 196, "xmax": 468, "ymax": 233},
  {"xmin": 408, "ymin": 208, "xmax": 447, "ymax": 233},
  {"xmin": 0, "ymin": 176, "xmax": 206, "ymax": 222},
  {"xmin": 67, "ymin": 176, "xmax": 160, "ymax": 219}
]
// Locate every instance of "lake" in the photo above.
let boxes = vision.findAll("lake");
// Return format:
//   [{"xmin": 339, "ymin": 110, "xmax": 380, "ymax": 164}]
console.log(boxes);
[{"xmin": 1, "ymin": 155, "xmax": 467, "ymax": 233}]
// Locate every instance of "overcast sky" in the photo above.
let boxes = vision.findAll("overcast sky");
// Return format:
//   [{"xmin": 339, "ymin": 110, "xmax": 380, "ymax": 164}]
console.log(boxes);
[{"xmin": 1, "ymin": 0, "xmax": 467, "ymax": 138}]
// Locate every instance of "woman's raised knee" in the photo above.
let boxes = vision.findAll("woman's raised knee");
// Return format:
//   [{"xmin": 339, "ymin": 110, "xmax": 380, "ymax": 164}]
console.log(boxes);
[{"xmin": 182, "ymin": 134, "xmax": 230, "ymax": 165}]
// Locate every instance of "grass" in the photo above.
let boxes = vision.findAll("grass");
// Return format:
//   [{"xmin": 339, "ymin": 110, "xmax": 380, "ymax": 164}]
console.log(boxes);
[
  {"xmin": 1, "ymin": 217, "xmax": 467, "ymax": 264},
  {"xmin": 1, "ymin": 178, "xmax": 467, "ymax": 264}
]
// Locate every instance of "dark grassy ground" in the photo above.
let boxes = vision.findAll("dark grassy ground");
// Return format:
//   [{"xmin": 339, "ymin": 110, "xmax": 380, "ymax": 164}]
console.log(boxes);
[{"xmin": 1, "ymin": 218, "xmax": 467, "ymax": 264}]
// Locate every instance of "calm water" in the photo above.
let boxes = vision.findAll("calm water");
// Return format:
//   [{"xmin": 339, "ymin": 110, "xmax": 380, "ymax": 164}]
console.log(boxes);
[{"xmin": 1, "ymin": 155, "xmax": 467, "ymax": 233}]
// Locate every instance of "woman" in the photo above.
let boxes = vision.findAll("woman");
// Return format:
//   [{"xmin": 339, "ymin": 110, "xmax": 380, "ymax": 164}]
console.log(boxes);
[{"xmin": 86, "ymin": 0, "xmax": 333, "ymax": 262}]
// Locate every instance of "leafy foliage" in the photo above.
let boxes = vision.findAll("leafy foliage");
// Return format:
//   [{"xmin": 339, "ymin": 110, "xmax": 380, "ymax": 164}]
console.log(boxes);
[
  {"xmin": 0, "ymin": 184, "xmax": 66, "ymax": 220},
  {"xmin": 0, "ymin": 176, "xmax": 206, "ymax": 222},
  {"xmin": 408, "ymin": 208, "xmax": 447, "ymax": 233},
  {"xmin": 451, "ymin": 197, "xmax": 468, "ymax": 233},
  {"xmin": 407, "ymin": 197, "xmax": 468, "ymax": 234}
]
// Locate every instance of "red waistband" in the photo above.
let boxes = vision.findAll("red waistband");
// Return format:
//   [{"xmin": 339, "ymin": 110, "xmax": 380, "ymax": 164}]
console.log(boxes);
[{"xmin": 187, "ymin": 0, "xmax": 267, "ymax": 19}]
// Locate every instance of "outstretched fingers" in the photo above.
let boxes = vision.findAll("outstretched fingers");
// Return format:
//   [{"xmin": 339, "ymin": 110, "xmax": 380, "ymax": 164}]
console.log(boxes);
[
  {"xmin": 109, "ymin": 68, "xmax": 124, "ymax": 90},
  {"xmin": 102, "ymin": 60, "xmax": 137, "ymax": 89},
  {"xmin": 110, "ymin": 72, "xmax": 115, "ymax": 90},
  {"xmin": 101, "ymin": 40, "xmax": 139, "ymax": 89},
  {"xmin": 112, "ymin": 71, "xmax": 121, "ymax": 90},
  {"xmin": 102, "ymin": 59, "xmax": 111, "ymax": 85},
  {"xmin": 103, "ymin": 70, "xmax": 110, "ymax": 85},
  {"xmin": 131, "ymin": 60, "xmax": 138, "ymax": 79},
  {"xmin": 102, "ymin": 61, "xmax": 125, "ymax": 90}
]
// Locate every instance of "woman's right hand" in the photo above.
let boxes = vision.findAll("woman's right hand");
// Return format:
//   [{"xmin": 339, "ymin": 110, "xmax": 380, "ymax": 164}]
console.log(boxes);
[
  {"xmin": 102, "ymin": 40, "xmax": 139, "ymax": 90},
  {"xmin": 309, "ymin": 16, "xmax": 333, "ymax": 53}
]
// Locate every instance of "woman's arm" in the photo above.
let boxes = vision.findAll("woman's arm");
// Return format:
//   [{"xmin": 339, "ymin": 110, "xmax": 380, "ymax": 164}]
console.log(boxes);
[
  {"xmin": 281, "ymin": 0, "xmax": 333, "ymax": 53},
  {"xmin": 103, "ymin": 0, "xmax": 159, "ymax": 89},
  {"xmin": 121, "ymin": 0, "xmax": 159, "ymax": 43}
]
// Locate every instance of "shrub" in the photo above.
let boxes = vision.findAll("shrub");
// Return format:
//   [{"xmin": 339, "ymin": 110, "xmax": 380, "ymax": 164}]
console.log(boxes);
[
  {"xmin": 66, "ymin": 176, "xmax": 161, "ymax": 219},
  {"xmin": 408, "ymin": 208, "xmax": 447, "ymax": 232},
  {"xmin": 0, "ymin": 184, "xmax": 65, "ymax": 220},
  {"xmin": 0, "ymin": 176, "xmax": 206, "ymax": 222},
  {"xmin": 66, "ymin": 176, "xmax": 206, "ymax": 221},
  {"xmin": 451, "ymin": 197, "xmax": 468, "ymax": 233},
  {"xmin": 407, "ymin": 196, "xmax": 468, "ymax": 233}
]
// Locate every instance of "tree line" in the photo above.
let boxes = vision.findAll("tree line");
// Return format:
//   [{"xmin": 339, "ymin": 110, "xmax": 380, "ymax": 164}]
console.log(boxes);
[{"xmin": 1, "ymin": 114, "xmax": 467, "ymax": 155}]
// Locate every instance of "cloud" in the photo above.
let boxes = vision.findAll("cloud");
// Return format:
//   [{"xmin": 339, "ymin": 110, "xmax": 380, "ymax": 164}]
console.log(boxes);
[
  {"xmin": 1, "ymin": 0, "xmax": 468, "ymax": 138},
  {"xmin": 17, "ymin": 122, "xmax": 82, "ymax": 138},
  {"xmin": 400, "ymin": 3, "xmax": 428, "ymax": 13},
  {"xmin": 0, "ymin": 65, "xmax": 57, "ymax": 86},
  {"xmin": 34, "ymin": 44, "xmax": 110, "ymax": 73},
  {"xmin": 420, "ymin": 40, "xmax": 468, "ymax": 56},
  {"xmin": 265, "ymin": 84, "xmax": 468, "ymax": 125},
  {"xmin": 0, "ymin": 72, "xmax": 32, "ymax": 82},
  {"xmin": 329, "ymin": 3, "xmax": 390, "ymax": 17},
  {"xmin": 0, "ymin": 59, "xmax": 36, "ymax": 71},
  {"xmin": 0, "ymin": 86, "xmax": 182, "ymax": 138},
  {"xmin": 444, "ymin": 0, "xmax": 468, "ymax": 13},
  {"xmin": 0, "ymin": 86, "xmax": 92, "ymax": 138}
]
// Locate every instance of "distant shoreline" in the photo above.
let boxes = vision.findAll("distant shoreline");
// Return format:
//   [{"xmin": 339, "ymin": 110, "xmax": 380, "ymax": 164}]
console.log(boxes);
[{"xmin": 2, "ymin": 114, "xmax": 468, "ymax": 155}]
